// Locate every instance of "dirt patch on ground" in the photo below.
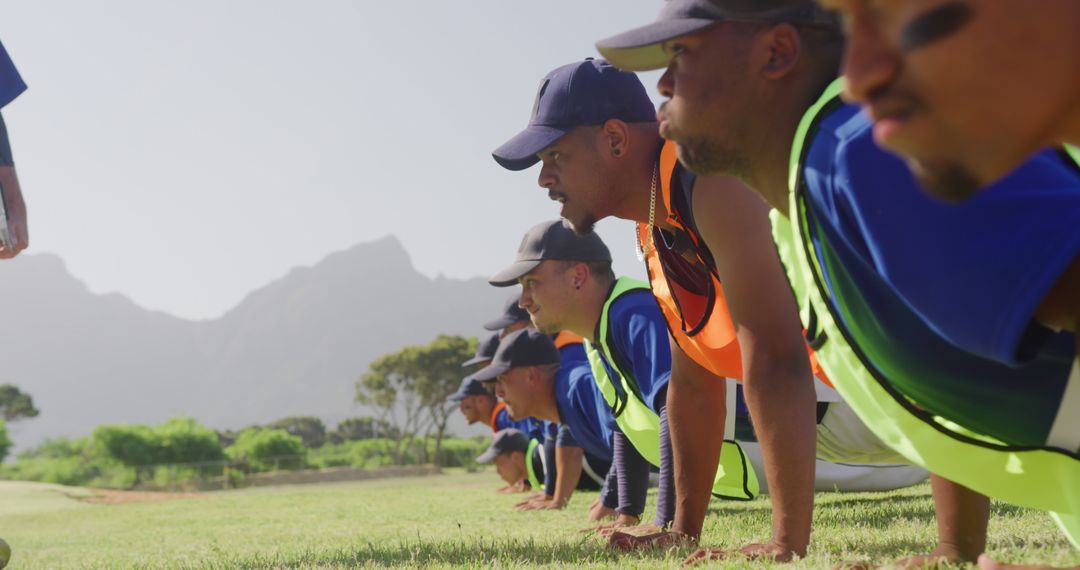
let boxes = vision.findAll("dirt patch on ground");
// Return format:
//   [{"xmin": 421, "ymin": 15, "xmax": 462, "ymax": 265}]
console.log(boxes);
[{"xmin": 78, "ymin": 488, "xmax": 202, "ymax": 505}]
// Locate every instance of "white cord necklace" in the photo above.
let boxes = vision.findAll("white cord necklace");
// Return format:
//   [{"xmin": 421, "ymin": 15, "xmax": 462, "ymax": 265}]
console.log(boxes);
[{"xmin": 635, "ymin": 161, "xmax": 659, "ymax": 262}]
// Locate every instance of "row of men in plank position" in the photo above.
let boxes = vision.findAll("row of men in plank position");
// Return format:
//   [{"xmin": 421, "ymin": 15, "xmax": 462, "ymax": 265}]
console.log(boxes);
[{"xmin": 451, "ymin": 1, "xmax": 1080, "ymax": 568}]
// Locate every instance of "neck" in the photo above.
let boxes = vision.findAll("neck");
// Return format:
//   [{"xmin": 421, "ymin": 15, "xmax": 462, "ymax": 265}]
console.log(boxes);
[
  {"xmin": 563, "ymin": 281, "xmax": 611, "ymax": 344},
  {"xmin": 535, "ymin": 376, "xmax": 562, "ymax": 424},
  {"xmin": 611, "ymin": 131, "xmax": 677, "ymax": 230},
  {"xmin": 745, "ymin": 78, "xmax": 833, "ymax": 215}
]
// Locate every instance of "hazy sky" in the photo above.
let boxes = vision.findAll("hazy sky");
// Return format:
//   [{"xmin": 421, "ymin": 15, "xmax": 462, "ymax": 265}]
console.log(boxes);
[{"xmin": 1, "ymin": 1, "xmax": 665, "ymax": 320}]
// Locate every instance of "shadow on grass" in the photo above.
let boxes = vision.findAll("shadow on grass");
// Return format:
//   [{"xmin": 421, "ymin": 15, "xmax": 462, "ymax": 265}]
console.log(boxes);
[{"xmin": 221, "ymin": 536, "xmax": 683, "ymax": 569}]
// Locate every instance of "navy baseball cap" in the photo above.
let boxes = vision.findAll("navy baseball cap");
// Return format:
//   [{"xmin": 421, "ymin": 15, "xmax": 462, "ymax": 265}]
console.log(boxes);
[
  {"xmin": 483, "ymin": 293, "xmax": 532, "ymax": 331},
  {"xmin": 492, "ymin": 58, "xmax": 656, "ymax": 171},
  {"xmin": 473, "ymin": 328, "xmax": 561, "ymax": 382},
  {"xmin": 462, "ymin": 332, "xmax": 500, "ymax": 368},
  {"xmin": 490, "ymin": 219, "xmax": 612, "ymax": 287},
  {"xmin": 447, "ymin": 376, "xmax": 493, "ymax": 403},
  {"xmin": 597, "ymin": 0, "xmax": 840, "ymax": 72},
  {"xmin": 476, "ymin": 428, "xmax": 531, "ymax": 463}
]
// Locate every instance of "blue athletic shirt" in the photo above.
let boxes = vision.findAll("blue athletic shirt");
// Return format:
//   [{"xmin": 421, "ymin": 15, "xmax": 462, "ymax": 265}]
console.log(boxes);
[
  {"xmin": 595, "ymin": 288, "xmax": 672, "ymax": 412},
  {"xmin": 493, "ymin": 407, "xmax": 544, "ymax": 442},
  {"xmin": 0, "ymin": 40, "xmax": 26, "ymax": 109},
  {"xmin": 799, "ymin": 102, "xmax": 1078, "ymax": 445},
  {"xmin": 554, "ymin": 342, "xmax": 615, "ymax": 461}
]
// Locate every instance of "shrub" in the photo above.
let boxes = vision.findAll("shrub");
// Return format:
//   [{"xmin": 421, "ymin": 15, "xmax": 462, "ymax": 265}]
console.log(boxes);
[{"xmin": 226, "ymin": 428, "xmax": 306, "ymax": 472}]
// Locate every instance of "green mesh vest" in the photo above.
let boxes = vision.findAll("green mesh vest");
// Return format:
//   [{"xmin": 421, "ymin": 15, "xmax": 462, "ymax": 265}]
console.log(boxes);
[
  {"xmin": 771, "ymin": 78, "xmax": 1079, "ymax": 547},
  {"xmin": 584, "ymin": 277, "xmax": 759, "ymax": 500}
]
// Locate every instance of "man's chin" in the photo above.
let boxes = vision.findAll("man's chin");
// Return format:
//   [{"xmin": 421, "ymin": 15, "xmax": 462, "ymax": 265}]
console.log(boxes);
[
  {"xmin": 563, "ymin": 213, "xmax": 597, "ymax": 236},
  {"xmin": 908, "ymin": 157, "xmax": 983, "ymax": 203}
]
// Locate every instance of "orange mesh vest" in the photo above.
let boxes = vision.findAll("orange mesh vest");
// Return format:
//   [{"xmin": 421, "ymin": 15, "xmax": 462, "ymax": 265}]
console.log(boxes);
[
  {"xmin": 553, "ymin": 331, "xmax": 584, "ymax": 349},
  {"xmin": 640, "ymin": 141, "xmax": 831, "ymax": 386},
  {"xmin": 489, "ymin": 400, "xmax": 508, "ymax": 432}
]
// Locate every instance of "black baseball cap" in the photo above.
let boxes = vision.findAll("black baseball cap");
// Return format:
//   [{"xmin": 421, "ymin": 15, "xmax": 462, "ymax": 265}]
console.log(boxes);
[
  {"xmin": 596, "ymin": 0, "xmax": 840, "ymax": 72},
  {"xmin": 476, "ymin": 428, "xmax": 531, "ymax": 463},
  {"xmin": 492, "ymin": 58, "xmax": 656, "ymax": 171},
  {"xmin": 483, "ymin": 293, "xmax": 532, "ymax": 331},
  {"xmin": 472, "ymin": 328, "xmax": 561, "ymax": 382},
  {"xmin": 447, "ymin": 376, "xmax": 493, "ymax": 403},
  {"xmin": 462, "ymin": 332, "xmax": 501, "ymax": 367},
  {"xmin": 489, "ymin": 219, "xmax": 612, "ymax": 287}
]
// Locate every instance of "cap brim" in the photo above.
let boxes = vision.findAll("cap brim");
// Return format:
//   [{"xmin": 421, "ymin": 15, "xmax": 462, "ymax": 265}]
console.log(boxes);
[
  {"xmin": 596, "ymin": 19, "xmax": 718, "ymax": 71},
  {"xmin": 492, "ymin": 125, "xmax": 570, "ymax": 171},
  {"xmin": 473, "ymin": 360, "xmax": 511, "ymax": 382},
  {"xmin": 489, "ymin": 259, "xmax": 542, "ymax": 288},
  {"xmin": 461, "ymin": 355, "xmax": 490, "ymax": 368},
  {"xmin": 447, "ymin": 391, "xmax": 467, "ymax": 403},
  {"xmin": 475, "ymin": 448, "xmax": 499, "ymax": 464}
]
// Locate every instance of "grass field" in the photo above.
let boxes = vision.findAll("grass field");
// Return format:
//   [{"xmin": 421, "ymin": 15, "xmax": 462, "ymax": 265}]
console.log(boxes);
[{"xmin": 0, "ymin": 470, "xmax": 1076, "ymax": 569}]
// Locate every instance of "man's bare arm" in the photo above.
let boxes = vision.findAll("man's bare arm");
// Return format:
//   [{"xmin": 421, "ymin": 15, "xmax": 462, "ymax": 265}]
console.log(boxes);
[
  {"xmin": 552, "ymin": 444, "xmax": 584, "ymax": 507},
  {"xmin": 668, "ymin": 338, "xmax": 726, "ymax": 539},
  {"xmin": 693, "ymin": 174, "xmax": 817, "ymax": 559}
]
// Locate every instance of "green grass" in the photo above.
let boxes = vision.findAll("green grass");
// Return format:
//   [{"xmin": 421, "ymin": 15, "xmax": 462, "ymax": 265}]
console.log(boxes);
[{"xmin": 0, "ymin": 472, "xmax": 1075, "ymax": 569}]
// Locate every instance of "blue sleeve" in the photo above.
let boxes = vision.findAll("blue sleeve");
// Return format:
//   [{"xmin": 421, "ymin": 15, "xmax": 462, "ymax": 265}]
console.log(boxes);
[
  {"xmin": 608, "ymin": 294, "xmax": 673, "ymax": 411},
  {"xmin": 555, "ymin": 423, "xmax": 579, "ymax": 448},
  {"xmin": 826, "ymin": 119, "xmax": 1080, "ymax": 364},
  {"xmin": 0, "ymin": 41, "xmax": 27, "ymax": 109},
  {"xmin": 600, "ymin": 460, "xmax": 619, "ymax": 509},
  {"xmin": 613, "ymin": 430, "xmax": 649, "ymax": 517},
  {"xmin": 543, "ymin": 423, "xmax": 558, "ymax": 496}
]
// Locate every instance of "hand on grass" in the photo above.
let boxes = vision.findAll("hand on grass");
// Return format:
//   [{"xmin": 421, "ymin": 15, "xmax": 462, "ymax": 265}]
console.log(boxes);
[
  {"xmin": 608, "ymin": 528, "xmax": 694, "ymax": 551},
  {"xmin": 580, "ymin": 514, "xmax": 644, "ymax": 536},
  {"xmin": 683, "ymin": 540, "xmax": 801, "ymax": 565},
  {"xmin": 515, "ymin": 496, "xmax": 565, "ymax": 511},
  {"xmin": 586, "ymin": 500, "xmax": 618, "ymax": 522}
]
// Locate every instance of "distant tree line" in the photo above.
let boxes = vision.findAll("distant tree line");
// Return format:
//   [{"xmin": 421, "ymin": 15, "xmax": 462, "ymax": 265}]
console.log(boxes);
[
  {"xmin": 0, "ymin": 413, "xmax": 486, "ymax": 489},
  {"xmin": 0, "ymin": 333, "xmax": 485, "ymax": 487}
]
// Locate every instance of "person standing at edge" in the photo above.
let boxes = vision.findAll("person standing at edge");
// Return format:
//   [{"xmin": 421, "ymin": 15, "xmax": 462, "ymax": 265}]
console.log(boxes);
[
  {"xmin": 490, "ymin": 56, "xmax": 821, "ymax": 561},
  {"xmin": 0, "ymin": 40, "xmax": 30, "ymax": 258},
  {"xmin": 815, "ymin": 0, "xmax": 1080, "ymax": 202},
  {"xmin": 597, "ymin": 0, "xmax": 1080, "ymax": 567}
]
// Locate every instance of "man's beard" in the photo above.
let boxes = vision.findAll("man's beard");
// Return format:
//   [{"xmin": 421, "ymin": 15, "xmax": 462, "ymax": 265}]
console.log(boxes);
[
  {"xmin": 566, "ymin": 212, "xmax": 597, "ymax": 236},
  {"xmin": 676, "ymin": 135, "xmax": 750, "ymax": 179},
  {"xmin": 908, "ymin": 157, "xmax": 982, "ymax": 203}
]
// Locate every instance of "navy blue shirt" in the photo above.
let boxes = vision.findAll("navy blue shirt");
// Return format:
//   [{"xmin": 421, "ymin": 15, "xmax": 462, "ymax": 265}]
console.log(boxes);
[
  {"xmin": 554, "ymin": 342, "xmax": 615, "ymax": 461},
  {"xmin": 0, "ymin": 41, "xmax": 26, "ymax": 109},
  {"xmin": 798, "ymin": 101, "xmax": 1078, "ymax": 445},
  {"xmin": 492, "ymin": 405, "xmax": 544, "ymax": 442},
  {"xmin": 595, "ymin": 287, "xmax": 672, "ymax": 412}
]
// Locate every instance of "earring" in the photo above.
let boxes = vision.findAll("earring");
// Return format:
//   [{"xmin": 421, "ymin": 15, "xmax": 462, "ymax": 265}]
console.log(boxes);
[{"xmin": 612, "ymin": 149, "xmax": 621, "ymax": 156}]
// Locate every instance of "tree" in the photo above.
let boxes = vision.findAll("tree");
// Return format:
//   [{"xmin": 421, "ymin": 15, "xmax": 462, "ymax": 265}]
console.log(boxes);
[
  {"xmin": 0, "ymin": 420, "xmax": 11, "ymax": 462},
  {"xmin": 411, "ymin": 335, "xmax": 476, "ymax": 466},
  {"xmin": 154, "ymin": 417, "xmax": 225, "ymax": 465},
  {"xmin": 227, "ymin": 428, "xmax": 305, "ymax": 471},
  {"xmin": 93, "ymin": 418, "xmax": 226, "ymax": 485},
  {"xmin": 355, "ymin": 335, "xmax": 475, "ymax": 465},
  {"xmin": 356, "ymin": 349, "xmax": 427, "ymax": 464},
  {"xmin": 93, "ymin": 424, "xmax": 160, "ymax": 484},
  {"xmin": 267, "ymin": 416, "xmax": 327, "ymax": 448},
  {"xmin": 0, "ymin": 384, "xmax": 39, "ymax": 422},
  {"xmin": 329, "ymin": 417, "xmax": 399, "ymax": 443}
]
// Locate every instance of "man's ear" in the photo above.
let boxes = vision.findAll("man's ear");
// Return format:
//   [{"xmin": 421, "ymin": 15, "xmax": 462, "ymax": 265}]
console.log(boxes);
[
  {"xmin": 601, "ymin": 119, "xmax": 631, "ymax": 158},
  {"xmin": 569, "ymin": 262, "xmax": 589, "ymax": 290},
  {"xmin": 760, "ymin": 23, "xmax": 803, "ymax": 79}
]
